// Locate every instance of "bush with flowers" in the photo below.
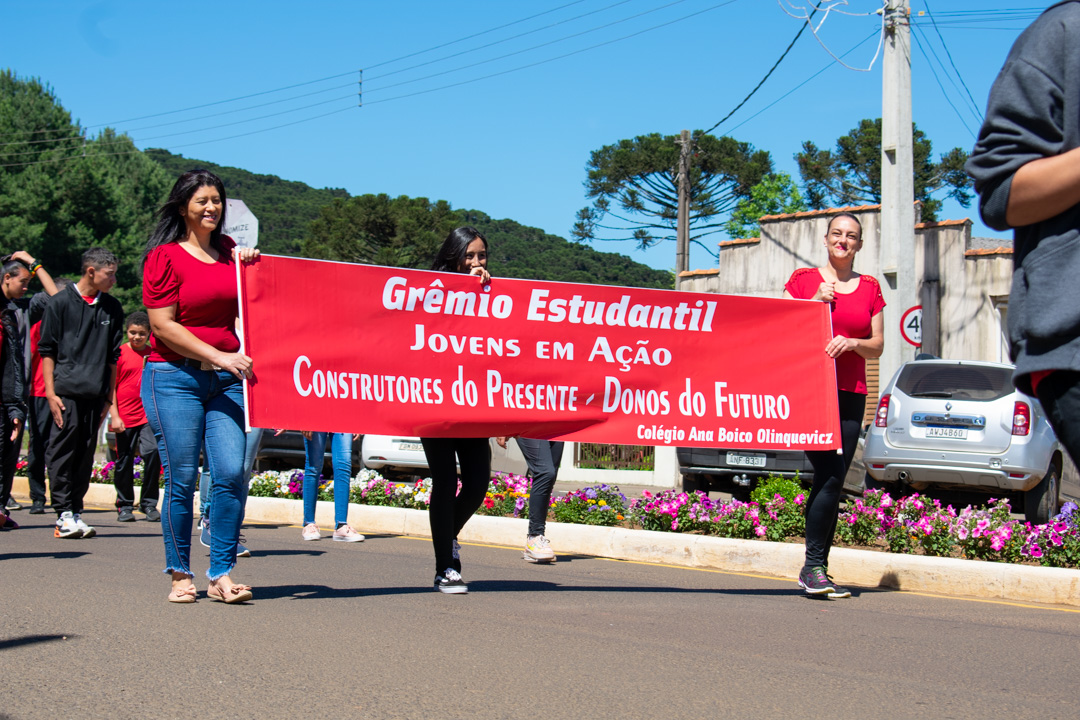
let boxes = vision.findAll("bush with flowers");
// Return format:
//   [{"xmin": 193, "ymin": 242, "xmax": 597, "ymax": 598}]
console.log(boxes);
[
  {"xmin": 550, "ymin": 484, "xmax": 627, "ymax": 526},
  {"xmin": 476, "ymin": 472, "xmax": 531, "ymax": 518},
  {"xmin": 80, "ymin": 459, "xmax": 1080, "ymax": 569},
  {"xmin": 90, "ymin": 458, "xmax": 163, "ymax": 488}
]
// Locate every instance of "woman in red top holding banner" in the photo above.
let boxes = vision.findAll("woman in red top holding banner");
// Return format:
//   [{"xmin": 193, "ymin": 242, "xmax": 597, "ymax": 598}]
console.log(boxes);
[
  {"xmin": 423, "ymin": 227, "xmax": 493, "ymax": 594},
  {"xmin": 142, "ymin": 169, "xmax": 259, "ymax": 605},
  {"xmin": 784, "ymin": 212, "xmax": 884, "ymax": 598}
]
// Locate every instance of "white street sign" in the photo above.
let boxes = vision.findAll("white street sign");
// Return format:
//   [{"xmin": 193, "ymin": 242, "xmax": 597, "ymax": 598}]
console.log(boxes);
[
  {"xmin": 900, "ymin": 305, "xmax": 922, "ymax": 347},
  {"xmin": 224, "ymin": 199, "xmax": 259, "ymax": 249}
]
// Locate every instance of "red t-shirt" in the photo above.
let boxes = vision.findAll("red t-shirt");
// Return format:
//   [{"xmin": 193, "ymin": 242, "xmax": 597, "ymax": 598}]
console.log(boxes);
[
  {"xmin": 785, "ymin": 268, "xmax": 885, "ymax": 395},
  {"xmin": 115, "ymin": 342, "xmax": 150, "ymax": 426},
  {"xmin": 142, "ymin": 237, "xmax": 240, "ymax": 363},
  {"xmin": 30, "ymin": 322, "xmax": 45, "ymax": 398}
]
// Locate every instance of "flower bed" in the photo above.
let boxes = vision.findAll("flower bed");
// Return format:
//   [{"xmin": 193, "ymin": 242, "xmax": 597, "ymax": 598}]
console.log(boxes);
[{"xmin": 85, "ymin": 461, "xmax": 1080, "ymax": 569}]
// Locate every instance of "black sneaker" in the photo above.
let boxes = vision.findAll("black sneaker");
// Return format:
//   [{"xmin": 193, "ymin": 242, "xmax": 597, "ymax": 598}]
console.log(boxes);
[
  {"xmin": 29, "ymin": 501, "xmax": 46, "ymax": 515},
  {"xmin": 798, "ymin": 566, "xmax": 835, "ymax": 595},
  {"xmin": 433, "ymin": 568, "xmax": 468, "ymax": 594},
  {"xmin": 6, "ymin": 497, "xmax": 22, "ymax": 511},
  {"xmin": 825, "ymin": 572, "xmax": 851, "ymax": 599},
  {"xmin": 143, "ymin": 507, "xmax": 161, "ymax": 522},
  {"xmin": 117, "ymin": 508, "xmax": 136, "ymax": 522}
]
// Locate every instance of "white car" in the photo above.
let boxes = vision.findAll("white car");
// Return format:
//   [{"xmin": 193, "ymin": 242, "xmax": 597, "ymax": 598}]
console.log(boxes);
[{"xmin": 361, "ymin": 435, "xmax": 529, "ymax": 476}]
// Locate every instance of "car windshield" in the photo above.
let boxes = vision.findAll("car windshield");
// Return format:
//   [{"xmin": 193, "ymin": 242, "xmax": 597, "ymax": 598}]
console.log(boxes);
[{"xmin": 894, "ymin": 363, "xmax": 1014, "ymax": 401}]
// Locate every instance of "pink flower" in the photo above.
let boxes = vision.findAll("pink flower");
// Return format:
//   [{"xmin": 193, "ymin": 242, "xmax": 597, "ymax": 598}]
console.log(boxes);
[
  {"xmin": 754, "ymin": 526, "xmax": 766, "ymax": 537},
  {"xmin": 990, "ymin": 536, "xmax": 1005, "ymax": 552},
  {"xmin": 957, "ymin": 525, "xmax": 969, "ymax": 540},
  {"xmin": 1029, "ymin": 544, "xmax": 1043, "ymax": 558},
  {"xmin": 794, "ymin": 493, "xmax": 805, "ymax": 505},
  {"xmin": 1051, "ymin": 532, "xmax": 1064, "ymax": 547}
]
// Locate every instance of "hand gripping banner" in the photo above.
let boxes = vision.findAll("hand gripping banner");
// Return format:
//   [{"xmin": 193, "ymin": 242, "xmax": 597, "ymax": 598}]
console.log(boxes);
[{"xmin": 239, "ymin": 256, "xmax": 841, "ymax": 450}]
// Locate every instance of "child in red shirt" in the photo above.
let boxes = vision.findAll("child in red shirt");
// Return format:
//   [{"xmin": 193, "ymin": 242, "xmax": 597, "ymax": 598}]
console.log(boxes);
[{"xmin": 109, "ymin": 312, "xmax": 162, "ymax": 521}]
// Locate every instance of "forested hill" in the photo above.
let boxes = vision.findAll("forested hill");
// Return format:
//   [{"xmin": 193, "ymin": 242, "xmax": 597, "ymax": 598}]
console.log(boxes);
[{"xmin": 148, "ymin": 149, "xmax": 673, "ymax": 289}]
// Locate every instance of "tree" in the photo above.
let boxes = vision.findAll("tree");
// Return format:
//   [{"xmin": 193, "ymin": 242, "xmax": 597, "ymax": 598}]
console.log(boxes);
[
  {"xmin": 723, "ymin": 173, "xmax": 807, "ymax": 239},
  {"xmin": 571, "ymin": 132, "xmax": 772, "ymax": 256},
  {"xmin": 0, "ymin": 72, "xmax": 171, "ymax": 310},
  {"xmin": 795, "ymin": 118, "xmax": 972, "ymax": 222},
  {"xmin": 303, "ymin": 194, "xmax": 462, "ymax": 269}
]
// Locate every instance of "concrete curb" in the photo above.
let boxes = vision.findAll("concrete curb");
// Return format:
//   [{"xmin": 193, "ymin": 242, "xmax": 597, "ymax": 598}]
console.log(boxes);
[{"xmin": 13, "ymin": 479, "xmax": 1080, "ymax": 607}]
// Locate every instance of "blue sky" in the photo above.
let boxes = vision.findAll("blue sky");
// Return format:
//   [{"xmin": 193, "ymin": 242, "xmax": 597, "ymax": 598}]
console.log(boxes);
[{"xmin": 2, "ymin": 1, "xmax": 1039, "ymax": 272}]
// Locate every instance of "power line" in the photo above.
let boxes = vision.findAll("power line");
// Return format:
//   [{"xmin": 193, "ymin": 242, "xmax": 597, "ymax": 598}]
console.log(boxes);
[
  {"xmin": 724, "ymin": 29, "xmax": 880, "ymax": 135},
  {"xmin": 363, "ymin": 0, "xmax": 694, "ymax": 96},
  {"xmin": 910, "ymin": 29, "xmax": 977, "ymax": 139},
  {"xmin": 909, "ymin": 22, "xmax": 980, "ymax": 125},
  {"xmin": 920, "ymin": 1, "xmax": 983, "ymax": 122},
  {"xmin": 702, "ymin": 6, "xmax": 818, "ymax": 136},
  {"xmin": 363, "ymin": 0, "xmax": 740, "ymax": 107}
]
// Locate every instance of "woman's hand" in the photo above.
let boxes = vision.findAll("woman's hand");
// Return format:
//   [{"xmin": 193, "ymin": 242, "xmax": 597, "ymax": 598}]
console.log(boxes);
[
  {"xmin": 236, "ymin": 248, "xmax": 260, "ymax": 263},
  {"xmin": 214, "ymin": 351, "xmax": 254, "ymax": 380},
  {"xmin": 813, "ymin": 282, "xmax": 836, "ymax": 302},
  {"xmin": 468, "ymin": 265, "xmax": 490, "ymax": 284},
  {"xmin": 824, "ymin": 335, "xmax": 858, "ymax": 358},
  {"xmin": 11, "ymin": 250, "xmax": 35, "ymax": 266}
]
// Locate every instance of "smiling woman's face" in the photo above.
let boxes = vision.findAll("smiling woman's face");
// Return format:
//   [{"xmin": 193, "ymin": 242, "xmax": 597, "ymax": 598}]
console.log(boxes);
[
  {"xmin": 181, "ymin": 184, "xmax": 223, "ymax": 235},
  {"xmin": 458, "ymin": 237, "xmax": 488, "ymax": 273}
]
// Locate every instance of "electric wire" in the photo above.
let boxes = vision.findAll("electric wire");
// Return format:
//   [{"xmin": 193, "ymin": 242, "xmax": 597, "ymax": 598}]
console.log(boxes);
[
  {"xmin": 921, "ymin": 1, "xmax": 984, "ymax": 122},
  {"xmin": 909, "ymin": 22, "xmax": 981, "ymax": 126},
  {"xmin": 910, "ymin": 29, "xmax": 977, "ymax": 139},
  {"xmin": 702, "ymin": 5, "xmax": 818, "ymax": 135},
  {"xmin": 778, "ymin": 0, "xmax": 885, "ymax": 72},
  {"xmin": 363, "ymin": 0, "xmax": 693, "ymax": 95}
]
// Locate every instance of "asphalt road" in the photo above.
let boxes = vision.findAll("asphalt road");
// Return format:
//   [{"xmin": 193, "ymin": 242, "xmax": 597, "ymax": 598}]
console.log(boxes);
[{"xmin": 2, "ymin": 505, "xmax": 1078, "ymax": 720}]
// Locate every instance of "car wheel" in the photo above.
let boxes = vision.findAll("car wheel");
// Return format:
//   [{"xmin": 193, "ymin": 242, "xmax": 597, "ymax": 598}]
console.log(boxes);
[
  {"xmin": 862, "ymin": 472, "xmax": 897, "ymax": 497},
  {"xmin": 1025, "ymin": 462, "xmax": 1060, "ymax": 525},
  {"xmin": 682, "ymin": 473, "xmax": 707, "ymax": 494}
]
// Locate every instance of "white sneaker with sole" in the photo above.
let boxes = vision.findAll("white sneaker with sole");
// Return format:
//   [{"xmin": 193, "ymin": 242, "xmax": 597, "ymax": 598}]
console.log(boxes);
[
  {"xmin": 302, "ymin": 523, "xmax": 321, "ymax": 541},
  {"xmin": 73, "ymin": 513, "xmax": 96, "ymax": 538},
  {"xmin": 524, "ymin": 534, "xmax": 556, "ymax": 563},
  {"xmin": 54, "ymin": 511, "xmax": 82, "ymax": 539},
  {"xmin": 332, "ymin": 525, "xmax": 364, "ymax": 542}
]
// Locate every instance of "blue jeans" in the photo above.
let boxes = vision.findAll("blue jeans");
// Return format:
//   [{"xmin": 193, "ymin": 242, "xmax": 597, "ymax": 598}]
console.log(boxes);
[
  {"xmin": 515, "ymin": 438, "xmax": 564, "ymax": 536},
  {"xmin": 199, "ymin": 427, "xmax": 264, "ymax": 520},
  {"xmin": 302, "ymin": 432, "xmax": 353, "ymax": 526},
  {"xmin": 143, "ymin": 362, "xmax": 247, "ymax": 581}
]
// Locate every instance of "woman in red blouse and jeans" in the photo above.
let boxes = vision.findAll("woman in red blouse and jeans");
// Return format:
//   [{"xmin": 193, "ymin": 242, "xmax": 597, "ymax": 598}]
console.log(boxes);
[
  {"xmin": 784, "ymin": 212, "xmax": 884, "ymax": 598},
  {"xmin": 141, "ymin": 169, "xmax": 259, "ymax": 604}
]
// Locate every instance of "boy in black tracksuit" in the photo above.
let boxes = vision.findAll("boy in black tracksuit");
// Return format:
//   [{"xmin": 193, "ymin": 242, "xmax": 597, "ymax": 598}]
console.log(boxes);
[{"xmin": 38, "ymin": 248, "xmax": 124, "ymax": 538}]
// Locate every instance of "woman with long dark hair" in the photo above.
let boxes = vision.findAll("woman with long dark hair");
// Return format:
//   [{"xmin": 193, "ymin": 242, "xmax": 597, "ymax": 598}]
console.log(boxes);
[
  {"xmin": 141, "ymin": 169, "xmax": 260, "ymax": 604},
  {"xmin": 423, "ymin": 226, "xmax": 492, "ymax": 594},
  {"xmin": 784, "ymin": 212, "xmax": 884, "ymax": 598}
]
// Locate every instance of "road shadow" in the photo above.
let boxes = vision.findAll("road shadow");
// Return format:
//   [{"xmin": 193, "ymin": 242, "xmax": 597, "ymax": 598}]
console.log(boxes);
[
  {"xmin": 0, "ymin": 551, "xmax": 89, "ymax": 561},
  {"xmin": 468, "ymin": 579, "xmax": 796, "ymax": 596},
  {"xmin": 256, "ymin": 584, "xmax": 431, "ymax": 600},
  {"xmin": 248, "ymin": 549, "xmax": 326, "ymax": 558},
  {"xmin": 0, "ymin": 634, "xmax": 70, "ymax": 652}
]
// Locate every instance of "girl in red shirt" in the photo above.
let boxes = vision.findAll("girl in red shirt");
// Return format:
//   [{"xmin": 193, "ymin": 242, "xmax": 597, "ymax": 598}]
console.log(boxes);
[{"xmin": 784, "ymin": 212, "xmax": 884, "ymax": 598}]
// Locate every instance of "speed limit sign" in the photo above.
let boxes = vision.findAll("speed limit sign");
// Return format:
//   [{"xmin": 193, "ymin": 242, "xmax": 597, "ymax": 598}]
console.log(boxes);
[{"xmin": 900, "ymin": 306, "xmax": 922, "ymax": 347}]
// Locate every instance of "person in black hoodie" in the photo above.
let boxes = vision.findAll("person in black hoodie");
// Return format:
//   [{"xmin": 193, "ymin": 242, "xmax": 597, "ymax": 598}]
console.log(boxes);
[
  {"xmin": 38, "ymin": 247, "xmax": 125, "ymax": 539},
  {"xmin": 0, "ymin": 255, "xmax": 30, "ymax": 529}
]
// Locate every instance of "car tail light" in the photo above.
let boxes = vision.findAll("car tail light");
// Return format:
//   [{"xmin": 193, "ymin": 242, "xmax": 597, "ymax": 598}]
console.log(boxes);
[
  {"xmin": 1012, "ymin": 401, "xmax": 1031, "ymax": 436},
  {"xmin": 874, "ymin": 394, "xmax": 891, "ymax": 427}
]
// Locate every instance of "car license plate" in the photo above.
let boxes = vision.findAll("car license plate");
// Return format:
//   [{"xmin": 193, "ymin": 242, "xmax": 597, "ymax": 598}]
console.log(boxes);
[
  {"xmin": 397, "ymin": 442, "xmax": 424, "ymax": 452},
  {"xmin": 726, "ymin": 452, "xmax": 766, "ymax": 468},
  {"xmin": 926, "ymin": 427, "xmax": 968, "ymax": 439}
]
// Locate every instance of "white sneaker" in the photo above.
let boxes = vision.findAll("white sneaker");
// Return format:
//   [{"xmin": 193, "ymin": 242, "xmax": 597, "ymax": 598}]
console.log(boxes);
[
  {"xmin": 54, "ymin": 511, "xmax": 82, "ymax": 539},
  {"xmin": 301, "ymin": 523, "xmax": 321, "ymax": 541},
  {"xmin": 524, "ymin": 534, "xmax": 556, "ymax": 563},
  {"xmin": 73, "ymin": 513, "xmax": 96, "ymax": 538},
  {"xmin": 332, "ymin": 524, "xmax": 364, "ymax": 543}
]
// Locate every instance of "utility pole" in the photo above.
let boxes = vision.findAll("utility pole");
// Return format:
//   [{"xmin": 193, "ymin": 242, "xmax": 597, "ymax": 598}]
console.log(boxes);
[
  {"xmin": 676, "ymin": 129, "xmax": 691, "ymax": 277},
  {"xmin": 879, "ymin": 0, "xmax": 916, "ymax": 388}
]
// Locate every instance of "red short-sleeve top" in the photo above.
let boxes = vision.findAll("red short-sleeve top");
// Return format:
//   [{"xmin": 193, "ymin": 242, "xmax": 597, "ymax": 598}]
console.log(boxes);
[
  {"xmin": 142, "ymin": 237, "xmax": 240, "ymax": 363},
  {"xmin": 115, "ymin": 342, "xmax": 150, "ymax": 426},
  {"xmin": 785, "ymin": 268, "xmax": 885, "ymax": 395}
]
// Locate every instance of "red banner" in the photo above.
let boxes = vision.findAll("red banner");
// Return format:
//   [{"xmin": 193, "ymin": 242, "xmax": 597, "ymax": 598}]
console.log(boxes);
[{"xmin": 239, "ymin": 256, "xmax": 840, "ymax": 450}]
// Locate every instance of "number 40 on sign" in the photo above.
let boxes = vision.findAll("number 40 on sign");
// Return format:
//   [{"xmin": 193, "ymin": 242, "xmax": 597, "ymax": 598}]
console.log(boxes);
[{"xmin": 900, "ymin": 305, "xmax": 922, "ymax": 347}]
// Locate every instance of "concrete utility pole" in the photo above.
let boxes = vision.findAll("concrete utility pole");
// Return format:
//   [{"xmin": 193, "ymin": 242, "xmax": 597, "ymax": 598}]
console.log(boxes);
[
  {"xmin": 676, "ymin": 129, "xmax": 691, "ymax": 276},
  {"xmin": 879, "ymin": 0, "xmax": 917, "ymax": 388}
]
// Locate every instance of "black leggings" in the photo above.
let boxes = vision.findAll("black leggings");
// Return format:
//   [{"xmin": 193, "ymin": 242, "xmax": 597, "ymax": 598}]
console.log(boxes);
[
  {"xmin": 421, "ymin": 437, "xmax": 491, "ymax": 574},
  {"xmin": 803, "ymin": 391, "xmax": 865, "ymax": 570}
]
